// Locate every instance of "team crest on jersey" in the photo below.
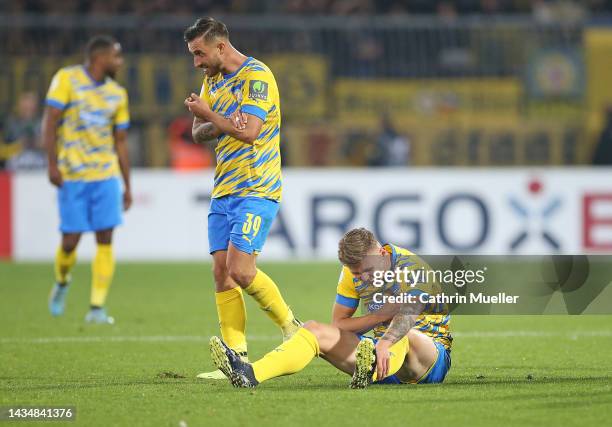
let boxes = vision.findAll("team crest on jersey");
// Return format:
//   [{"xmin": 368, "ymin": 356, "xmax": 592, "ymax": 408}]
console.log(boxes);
[{"xmin": 248, "ymin": 80, "xmax": 268, "ymax": 100}]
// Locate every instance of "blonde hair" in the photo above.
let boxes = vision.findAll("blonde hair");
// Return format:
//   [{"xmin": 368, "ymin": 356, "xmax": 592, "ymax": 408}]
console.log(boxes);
[{"xmin": 338, "ymin": 228, "xmax": 377, "ymax": 266}]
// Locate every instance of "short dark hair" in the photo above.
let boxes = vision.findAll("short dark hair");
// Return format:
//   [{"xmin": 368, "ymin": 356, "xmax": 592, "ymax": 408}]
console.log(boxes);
[
  {"xmin": 184, "ymin": 17, "xmax": 229, "ymax": 43},
  {"xmin": 86, "ymin": 35, "xmax": 117, "ymax": 59}
]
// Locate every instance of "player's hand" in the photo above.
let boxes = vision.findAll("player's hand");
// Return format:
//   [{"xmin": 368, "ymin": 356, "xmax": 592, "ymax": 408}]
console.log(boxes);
[
  {"xmin": 48, "ymin": 164, "xmax": 63, "ymax": 188},
  {"xmin": 123, "ymin": 188, "xmax": 132, "ymax": 212},
  {"xmin": 375, "ymin": 339, "xmax": 392, "ymax": 380},
  {"xmin": 184, "ymin": 93, "xmax": 211, "ymax": 119},
  {"xmin": 228, "ymin": 109, "xmax": 248, "ymax": 130}
]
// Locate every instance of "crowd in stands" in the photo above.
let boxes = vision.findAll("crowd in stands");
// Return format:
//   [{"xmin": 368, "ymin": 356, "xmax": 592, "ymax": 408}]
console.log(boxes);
[
  {"xmin": 2, "ymin": 0, "xmax": 612, "ymax": 169},
  {"xmin": 3, "ymin": 0, "xmax": 612, "ymax": 17}
]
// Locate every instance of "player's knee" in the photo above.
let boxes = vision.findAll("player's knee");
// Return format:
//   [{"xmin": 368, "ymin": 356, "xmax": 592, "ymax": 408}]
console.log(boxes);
[
  {"xmin": 228, "ymin": 266, "xmax": 256, "ymax": 287},
  {"xmin": 61, "ymin": 236, "xmax": 80, "ymax": 253},
  {"xmin": 61, "ymin": 243, "xmax": 77, "ymax": 253},
  {"xmin": 95, "ymin": 233, "xmax": 112, "ymax": 245},
  {"xmin": 212, "ymin": 262, "xmax": 227, "ymax": 283},
  {"xmin": 212, "ymin": 264, "xmax": 235, "ymax": 292},
  {"xmin": 303, "ymin": 320, "xmax": 325, "ymax": 340}
]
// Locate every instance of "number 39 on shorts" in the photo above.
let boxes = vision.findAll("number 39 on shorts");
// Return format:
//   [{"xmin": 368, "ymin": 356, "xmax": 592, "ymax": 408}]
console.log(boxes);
[{"xmin": 242, "ymin": 213, "xmax": 262, "ymax": 238}]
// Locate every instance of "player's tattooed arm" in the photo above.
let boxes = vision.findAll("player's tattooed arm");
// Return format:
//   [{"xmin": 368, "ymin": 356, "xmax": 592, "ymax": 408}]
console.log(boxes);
[
  {"xmin": 373, "ymin": 301, "xmax": 424, "ymax": 380},
  {"xmin": 185, "ymin": 93, "xmax": 262, "ymax": 145},
  {"xmin": 379, "ymin": 300, "xmax": 425, "ymax": 344},
  {"xmin": 192, "ymin": 116, "xmax": 221, "ymax": 144}
]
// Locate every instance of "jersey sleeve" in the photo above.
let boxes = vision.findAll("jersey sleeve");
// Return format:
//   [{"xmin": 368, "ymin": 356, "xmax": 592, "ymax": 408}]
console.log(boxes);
[
  {"xmin": 240, "ymin": 70, "xmax": 275, "ymax": 122},
  {"xmin": 45, "ymin": 69, "xmax": 70, "ymax": 110},
  {"xmin": 113, "ymin": 89, "xmax": 130, "ymax": 130},
  {"xmin": 335, "ymin": 266, "xmax": 359, "ymax": 309}
]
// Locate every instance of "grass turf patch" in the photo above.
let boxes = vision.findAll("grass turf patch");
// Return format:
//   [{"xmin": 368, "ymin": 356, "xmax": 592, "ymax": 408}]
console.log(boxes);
[{"xmin": 1, "ymin": 262, "xmax": 611, "ymax": 426}]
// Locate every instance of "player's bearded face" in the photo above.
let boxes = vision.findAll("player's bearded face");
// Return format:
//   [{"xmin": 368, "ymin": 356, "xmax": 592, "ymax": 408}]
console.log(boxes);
[
  {"xmin": 189, "ymin": 38, "xmax": 224, "ymax": 77},
  {"xmin": 201, "ymin": 43, "xmax": 223, "ymax": 77},
  {"xmin": 204, "ymin": 55, "xmax": 222, "ymax": 77}
]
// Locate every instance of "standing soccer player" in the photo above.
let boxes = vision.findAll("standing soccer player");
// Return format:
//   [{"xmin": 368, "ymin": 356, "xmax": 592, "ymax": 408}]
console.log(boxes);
[
  {"xmin": 183, "ymin": 17, "xmax": 301, "ymax": 379},
  {"xmin": 44, "ymin": 36, "xmax": 131, "ymax": 324}
]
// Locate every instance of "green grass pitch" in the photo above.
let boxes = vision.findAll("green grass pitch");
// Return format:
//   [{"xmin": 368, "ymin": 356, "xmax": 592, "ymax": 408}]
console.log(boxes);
[{"xmin": 1, "ymin": 262, "xmax": 611, "ymax": 426}]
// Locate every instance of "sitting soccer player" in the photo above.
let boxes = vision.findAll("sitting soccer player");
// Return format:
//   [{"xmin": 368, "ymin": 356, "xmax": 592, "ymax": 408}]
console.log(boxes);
[{"xmin": 209, "ymin": 227, "xmax": 452, "ymax": 388}]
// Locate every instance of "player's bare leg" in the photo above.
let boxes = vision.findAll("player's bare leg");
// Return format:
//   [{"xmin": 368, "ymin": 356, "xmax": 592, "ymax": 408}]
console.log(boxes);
[
  {"xmin": 198, "ymin": 250, "xmax": 247, "ymax": 380},
  {"xmin": 95, "ymin": 229, "xmax": 112, "ymax": 245},
  {"xmin": 85, "ymin": 228, "xmax": 115, "ymax": 324},
  {"xmin": 398, "ymin": 329, "xmax": 439, "ymax": 380},
  {"xmin": 62, "ymin": 233, "xmax": 81, "ymax": 253},
  {"xmin": 225, "ymin": 244, "xmax": 256, "ymax": 288},
  {"xmin": 302, "ymin": 320, "xmax": 362, "ymax": 374},
  {"xmin": 49, "ymin": 232, "xmax": 81, "ymax": 316},
  {"xmin": 299, "ymin": 321, "xmax": 381, "ymax": 388},
  {"xmin": 226, "ymin": 243, "xmax": 301, "ymax": 340},
  {"xmin": 212, "ymin": 250, "xmax": 238, "ymax": 292}
]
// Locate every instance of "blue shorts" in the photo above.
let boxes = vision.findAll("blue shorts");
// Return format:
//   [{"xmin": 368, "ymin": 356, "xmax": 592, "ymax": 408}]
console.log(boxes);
[
  {"xmin": 208, "ymin": 195, "xmax": 279, "ymax": 255},
  {"xmin": 58, "ymin": 177, "xmax": 123, "ymax": 233},
  {"xmin": 358, "ymin": 335, "xmax": 451, "ymax": 385}
]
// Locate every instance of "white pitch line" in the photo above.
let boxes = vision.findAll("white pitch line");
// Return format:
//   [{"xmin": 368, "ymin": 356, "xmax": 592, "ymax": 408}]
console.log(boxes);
[{"xmin": 1, "ymin": 330, "xmax": 611, "ymax": 345}]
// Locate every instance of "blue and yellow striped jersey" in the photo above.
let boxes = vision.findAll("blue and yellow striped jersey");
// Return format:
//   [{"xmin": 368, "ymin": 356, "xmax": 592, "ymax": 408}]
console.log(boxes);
[
  {"xmin": 336, "ymin": 244, "xmax": 453, "ymax": 350},
  {"xmin": 45, "ymin": 65, "xmax": 129, "ymax": 182},
  {"xmin": 200, "ymin": 57, "xmax": 282, "ymax": 201}
]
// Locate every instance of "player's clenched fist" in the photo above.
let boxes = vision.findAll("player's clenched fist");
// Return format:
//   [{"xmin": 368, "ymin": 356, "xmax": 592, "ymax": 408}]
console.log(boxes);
[{"xmin": 184, "ymin": 93, "xmax": 211, "ymax": 119}]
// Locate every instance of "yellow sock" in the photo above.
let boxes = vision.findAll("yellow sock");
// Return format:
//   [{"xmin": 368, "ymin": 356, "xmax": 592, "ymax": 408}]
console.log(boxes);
[
  {"xmin": 54, "ymin": 247, "xmax": 76, "ymax": 284},
  {"xmin": 252, "ymin": 328, "xmax": 319, "ymax": 383},
  {"xmin": 372, "ymin": 335, "xmax": 410, "ymax": 382},
  {"xmin": 90, "ymin": 244, "xmax": 115, "ymax": 307},
  {"xmin": 215, "ymin": 287, "xmax": 248, "ymax": 354},
  {"xmin": 244, "ymin": 269, "xmax": 295, "ymax": 328}
]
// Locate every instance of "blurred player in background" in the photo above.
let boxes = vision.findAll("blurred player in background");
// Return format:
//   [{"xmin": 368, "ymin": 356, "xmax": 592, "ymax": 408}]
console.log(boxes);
[
  {"xmin": 43, "ymin": 35, "xmax": 131, "ymax": 324},
  {"xmin": 210, "ymin": 228, "xmax": 452, "ymax": 388},
  {"xmin": 182, "ymin": 17, "xmax": 301, "ymax": 379}
]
